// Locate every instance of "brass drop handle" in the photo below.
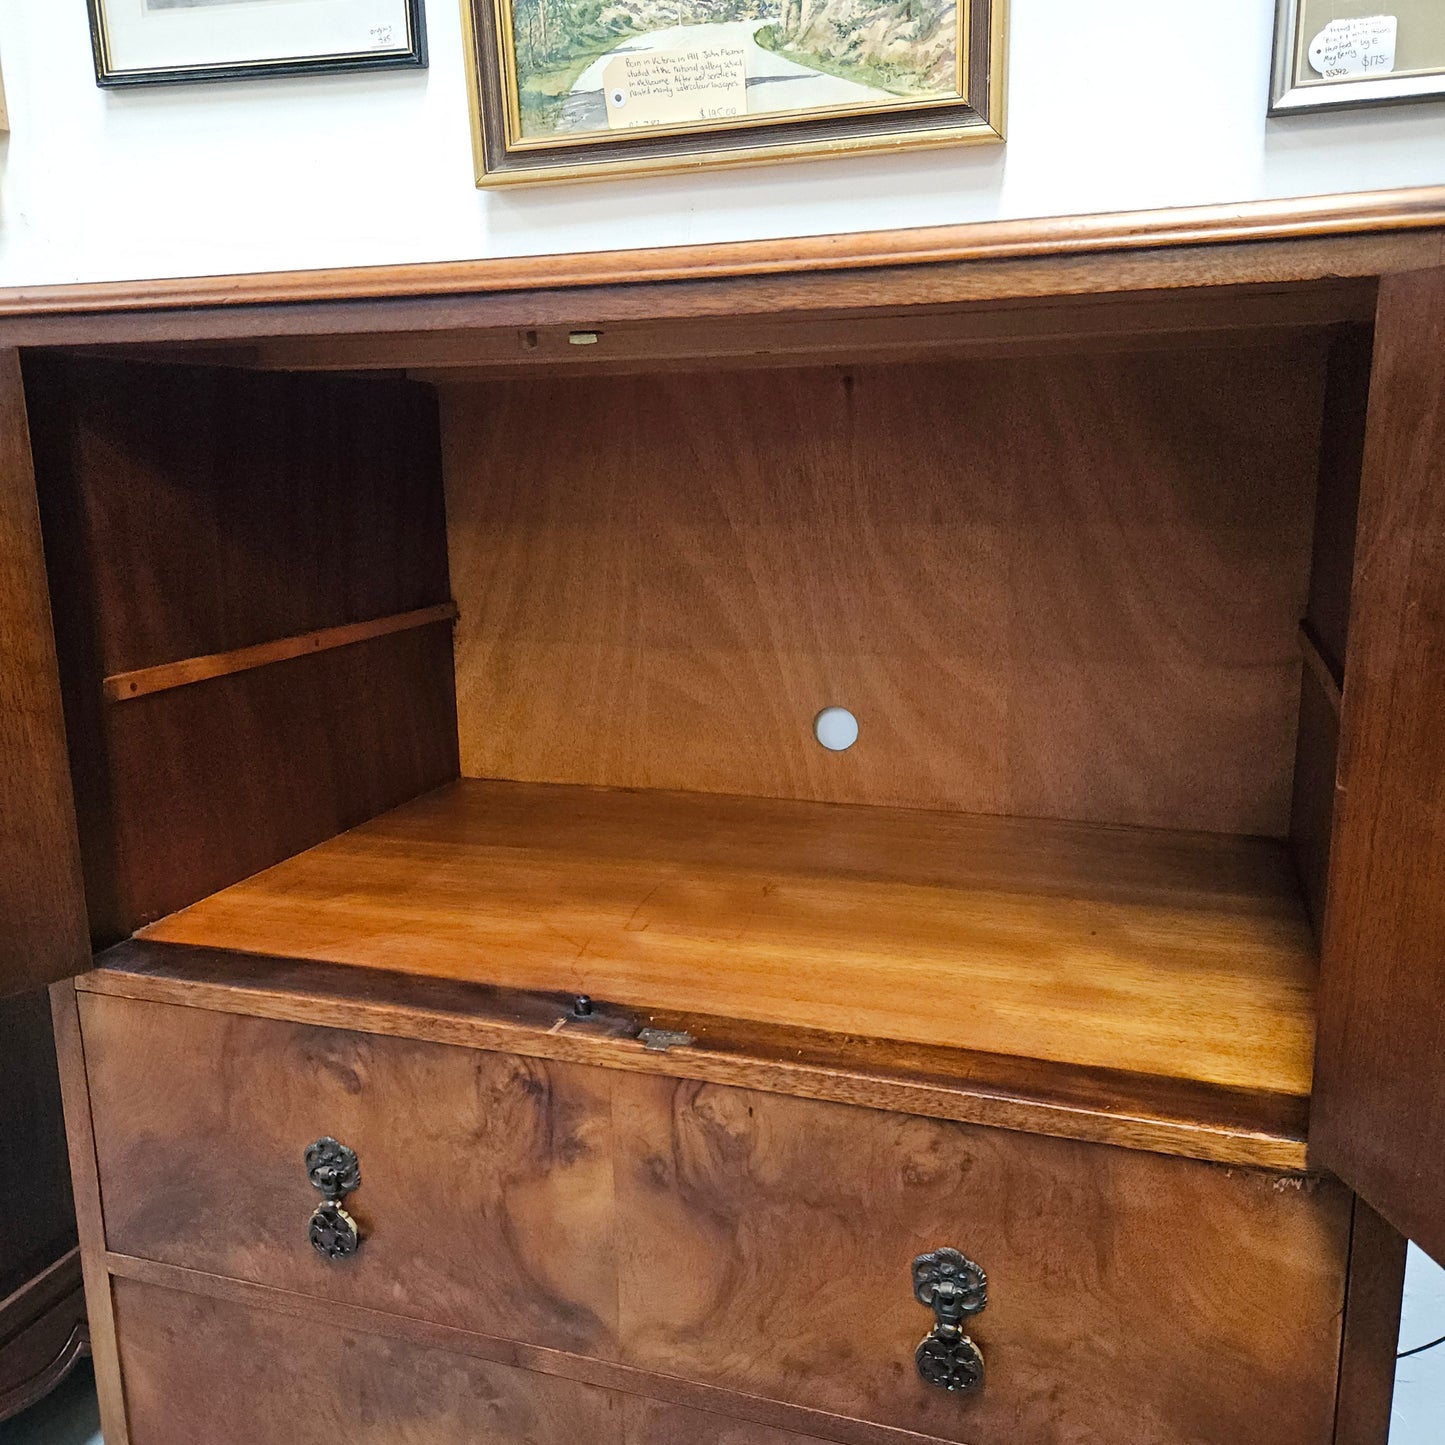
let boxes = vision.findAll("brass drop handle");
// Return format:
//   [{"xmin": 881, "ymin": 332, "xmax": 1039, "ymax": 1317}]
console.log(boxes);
[
  {"xmin": 912, "ymin": 1247, "xmax": 987, "ymax": 1394},
  {"xmin": 305, "ymin": 1137, "xmax": 362, "ymax": 1260}
]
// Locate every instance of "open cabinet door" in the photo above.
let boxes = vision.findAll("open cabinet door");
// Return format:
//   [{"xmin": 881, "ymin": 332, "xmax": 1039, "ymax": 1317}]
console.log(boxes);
[
  {"xmin": 1313, "ymin": 269, "xmax": 1445, "ymax": 1264},
  {"xmin": 0, "ymin": 349, "xmax": 89, "ymax": 997}
]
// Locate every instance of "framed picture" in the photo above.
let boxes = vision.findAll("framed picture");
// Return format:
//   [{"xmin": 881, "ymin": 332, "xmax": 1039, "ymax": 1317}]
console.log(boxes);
[
  {"xmin": 1271, "ymin": 1, "xmax": 1445, "ymax": 113},
  {"xmin": 87, "ymin": 0, "xmax": 427, "ymax": 88},
  {"xmin": 460, "ymin": 0, "xmax": 1005, "ymax": 186}
]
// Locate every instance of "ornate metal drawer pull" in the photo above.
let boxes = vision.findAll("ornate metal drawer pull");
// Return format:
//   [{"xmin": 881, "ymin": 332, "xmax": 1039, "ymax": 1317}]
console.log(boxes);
[
  {"xmin": 912, "ymin": 1247, "xmax": 987, "ymax": 1394},
  {"xmin": 304, "ymin": 1137, "xmax": 361, "ymax": 1261}
]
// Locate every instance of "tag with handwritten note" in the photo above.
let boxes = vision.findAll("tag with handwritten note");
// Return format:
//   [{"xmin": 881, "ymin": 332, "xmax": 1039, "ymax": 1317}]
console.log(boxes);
[
  {"xmin": 1307, "ymin": 15, "xmax": 1397, "ymax": 78},
  {"xmin": 603, "ymin": 44, "xmax": 749, "ymax": 130}
]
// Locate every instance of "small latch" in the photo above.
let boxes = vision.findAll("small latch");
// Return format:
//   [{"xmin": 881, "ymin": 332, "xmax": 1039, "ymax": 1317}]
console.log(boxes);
[{"xmin": 637, "ymin": 1027, "xmax": 695, "ymax": 1053}]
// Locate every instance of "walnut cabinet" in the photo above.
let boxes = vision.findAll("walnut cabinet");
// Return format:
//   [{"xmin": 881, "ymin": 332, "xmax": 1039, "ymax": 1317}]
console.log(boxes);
[{"xmin": 2, "ymin": 192, "xmax": 1445, "ymax": 1444}]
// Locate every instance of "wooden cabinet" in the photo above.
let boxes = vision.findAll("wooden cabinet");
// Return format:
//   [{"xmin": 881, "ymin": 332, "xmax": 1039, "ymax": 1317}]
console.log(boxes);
[
  {"xmin": 0, "ymin": 352, "xmax": 88, "ymax": 1420},
  {"xmin": 3, "ymin": 192, "xmax": 1445, "ymax": 1443}
]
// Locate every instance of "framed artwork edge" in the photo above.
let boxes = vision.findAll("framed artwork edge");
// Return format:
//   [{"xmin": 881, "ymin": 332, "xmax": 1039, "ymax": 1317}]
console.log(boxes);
[
  {"xmin": 86, "ymin": 0, "xmax": 429, "ymax": 89},
  {"xmin": 1269, "ymin": 0, "xmax": 1445, "ymax": 116},
  {"xmin": 462, "ymin": 0, "xmax": 1007, "ymax": 187}
]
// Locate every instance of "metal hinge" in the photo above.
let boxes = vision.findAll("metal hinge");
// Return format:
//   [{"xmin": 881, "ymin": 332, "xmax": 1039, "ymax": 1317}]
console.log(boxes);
[{"xmin": 637, "ymin": 1027, "xmax": 695, "ymax": 1053}]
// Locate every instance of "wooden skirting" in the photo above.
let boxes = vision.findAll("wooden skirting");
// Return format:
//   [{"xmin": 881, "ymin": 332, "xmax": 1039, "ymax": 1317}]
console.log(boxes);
[{"xmin": 102, "ymin": 603, "xmax": 458, "ymax": 703}]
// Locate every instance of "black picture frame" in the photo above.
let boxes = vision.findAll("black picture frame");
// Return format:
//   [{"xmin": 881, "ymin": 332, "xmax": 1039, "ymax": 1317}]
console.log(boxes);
[{"xmin": 87, "ymin": 0, "xmax": 427, "ymax": 88}]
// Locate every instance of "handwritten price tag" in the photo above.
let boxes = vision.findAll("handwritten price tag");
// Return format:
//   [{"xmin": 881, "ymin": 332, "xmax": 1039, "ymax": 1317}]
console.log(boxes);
[
  {"xmin": 603, "ymin": 45, "xmax": 749, "ymax": 130},
  {"xmin": 1307, "ymin": 15, "xmax": 1397, "ymax": 79}
]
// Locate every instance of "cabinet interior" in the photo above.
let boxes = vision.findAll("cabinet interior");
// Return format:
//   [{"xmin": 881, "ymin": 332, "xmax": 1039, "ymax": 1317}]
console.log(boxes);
[{"xmin": 23, "ymin": 279, "xmax": 1373, "ymax": 1167}]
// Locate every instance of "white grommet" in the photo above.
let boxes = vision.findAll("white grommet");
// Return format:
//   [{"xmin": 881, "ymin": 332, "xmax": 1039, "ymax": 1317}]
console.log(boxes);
[{"xmin": 814, "ymin": 707, "xmax": 859, "ymax": 752}]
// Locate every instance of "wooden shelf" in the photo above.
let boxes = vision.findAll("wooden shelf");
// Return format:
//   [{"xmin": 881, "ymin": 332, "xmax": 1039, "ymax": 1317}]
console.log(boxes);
[{"xmin": 138, "ymin": 780, "xmax": 1317, "ymax": 1109}]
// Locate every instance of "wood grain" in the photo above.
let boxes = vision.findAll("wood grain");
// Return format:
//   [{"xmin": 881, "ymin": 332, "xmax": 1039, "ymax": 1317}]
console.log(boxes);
[
  {"xmin": 103, "ymin": 628, "xmax": 458, "ymax": 936},
  {"xmin": 80, "ymin": 939, "xmax": 1313, "ymax": 1168},
  {"xmin": 443, "ymin": 348, "xmax": 1322, "ymax": 834},
  {"xmin": 1305, "ymin": 328, "xmax": 1371, "ymax": 682},
  {"xmin": 0, "ymin": 187, "xmax": 1440, "ymax": 321},
  {"xmin": 0, "ymin": 350, "xmax": 89, "ymax": 996},
  {"xmin": 1288, "ymin": 327, "xmax": 1367, "ymax": 942},
  {"xmin": 1312, "ymin": 266, "xmax": 1445, "ymax": 1265},
  {"xmin": 50, "ymin": 982, "xmax": 129, "ymax": 1445},
  {"xmin": 103, "ymin": 1257, "xmax": 951, "ymax": 1445},
  {"xmin": 81, "ymin": 995, "xmax": 1350, "ymax": 1445},
  {"xmin": 141, "ymin": 779, "xmax": 1318, "ymax": 1097},
  {"xmin": 1332, "ymin": 1200, "xmax": 1407, "ymax": 1445},
  {"xmin": 28, "ymin": 354, "xmax": 460, "ymax": 940},
  {"xmin": 0, "ymin": 199, "xmax": 1438, "ymax": 360},
  {"xmin": 243, "ymin": 281, "xmax": 1374, "ymax": 376},
  {"xmin": 102, "ymin": 602, "xmax": 458, "ymax": 702},
  {"xmin": 83, "ymin": 994, "xmax": 621, "ymax": 1357},
  {"xmin": 1290, "ymin": 666, "xmax": 1341, "ymax": 939},
  {"xmin": 623, "ymin": 1398, "xmax": 845, "ymax": 1444},
  {"xmin": 113, "ymin": 1279, "xmax": 626, "ymax": 1445},
  {"xmin": 26, "ymin": 356, "xmax": 450, "ymax": 674},
  {"xmin": 614, "ymin": 1074, "xmax": 1349, "ymax": 1445}
]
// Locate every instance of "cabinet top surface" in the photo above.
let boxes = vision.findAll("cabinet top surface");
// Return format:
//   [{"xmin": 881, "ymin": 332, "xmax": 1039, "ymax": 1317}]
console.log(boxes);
[
  {"xmin": 138, "ymin": 779, "xmax": 1317, "ymax": 1101},
  {"xmin": 0, "ymin": 187, "xmax": 1441, "ymax": 355}
]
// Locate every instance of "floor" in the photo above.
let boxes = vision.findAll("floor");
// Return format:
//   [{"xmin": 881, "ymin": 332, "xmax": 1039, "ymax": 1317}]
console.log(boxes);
[{"xmin": 6, "ymin": 1249, "xmax": 1444, "ymax": 1443}]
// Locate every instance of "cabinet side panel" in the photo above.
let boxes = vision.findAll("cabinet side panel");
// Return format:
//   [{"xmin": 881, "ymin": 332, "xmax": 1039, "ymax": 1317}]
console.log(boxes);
[
  {"xmin": 0, "ymin": 350, "xmax": 89, "ymax": 995},
  {"xmin": 1332, "ymin": 1199, "xmax": 1407, "ymax": 1445},
  {"xmin": 1290, "ymin": 327, "xmax": 1369, "ymax": 935},
  {"xmin": 1313, "ymin": 266, "xmax": 1445, "ymax": 1265},
  {"xmin": 26, "ymin": 355, "xmax": 459, "ymax": 941},
  {"xmin": 49, "ymin": 982, "xmax": 128, "ymax": 1445}
]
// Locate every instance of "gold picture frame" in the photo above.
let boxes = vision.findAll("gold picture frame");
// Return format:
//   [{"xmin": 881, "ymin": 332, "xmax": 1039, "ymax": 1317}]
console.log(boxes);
[
  {"xmin": 460, "ymin": 0, "xmax": 1006, "ymax": 186},
  {"xmin": 1272, "ymin": 0, "xmax": 1445, "ymax": 114}
]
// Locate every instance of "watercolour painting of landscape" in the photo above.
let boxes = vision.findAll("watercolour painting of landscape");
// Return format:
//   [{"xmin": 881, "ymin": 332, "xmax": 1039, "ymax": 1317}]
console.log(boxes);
[
  {"xmin": 463, "ymin": 0, "xmax": 1003, "ymax": 184},
  {"xmin": 506, "ymin": 0, "xmax": 963, "ymax": 140}
]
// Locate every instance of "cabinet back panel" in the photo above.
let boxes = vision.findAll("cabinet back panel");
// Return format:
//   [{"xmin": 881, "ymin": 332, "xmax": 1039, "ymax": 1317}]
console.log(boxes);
[{"xmin": 444, "ymin": 347, "xmax": 1325, "ymax": 833}]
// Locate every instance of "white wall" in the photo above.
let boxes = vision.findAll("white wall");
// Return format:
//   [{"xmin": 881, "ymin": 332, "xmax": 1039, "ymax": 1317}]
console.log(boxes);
[
  {"xmin": 0, "ymin": 0, "xmax": 1443, "ymax": 286},
  {"xmin": 1395, "ymin": 1246, "xmax": 1445, "ymax": 1445}
]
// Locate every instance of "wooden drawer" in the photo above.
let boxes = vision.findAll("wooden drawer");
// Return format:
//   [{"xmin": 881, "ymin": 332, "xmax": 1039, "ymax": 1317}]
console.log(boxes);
[
  {"xmin": 114, "ymin": 1277, "xmax": 829, "ymax": 1445},
  {"xmin": 84, "ymin": 994, "xmax": 1351, "ymax": 1445}
]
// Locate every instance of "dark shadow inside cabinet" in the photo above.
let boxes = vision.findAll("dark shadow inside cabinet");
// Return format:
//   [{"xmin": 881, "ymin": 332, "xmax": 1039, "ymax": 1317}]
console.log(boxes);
[
  {"xmin": 0, "ymin": 987, "xmax": 84, "ymax": 1420},
  {"xmin": 21, "ymin": 302, "xmax": 1372, "ymax": 1174}
]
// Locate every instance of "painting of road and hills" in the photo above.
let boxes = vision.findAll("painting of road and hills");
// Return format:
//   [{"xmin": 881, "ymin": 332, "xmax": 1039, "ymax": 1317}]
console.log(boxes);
[{"xmin": 511, "ymin": 0, "xmax": 959, "ymax": 138}]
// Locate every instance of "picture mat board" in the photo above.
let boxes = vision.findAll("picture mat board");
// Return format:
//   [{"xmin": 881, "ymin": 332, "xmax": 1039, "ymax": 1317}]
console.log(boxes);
[
  {"xmin": 96, "ymin": 0, "xmax": 419, "ymax": 74},
  {"xmin": 1291, "ymin": 0, "xmax": 1445, "ymax": 88}
]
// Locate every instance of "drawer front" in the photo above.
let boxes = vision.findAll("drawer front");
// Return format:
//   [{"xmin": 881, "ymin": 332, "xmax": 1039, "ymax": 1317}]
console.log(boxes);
[
  {"xmin": 83, "ymin": 993, "xmax": 620, "ymax": 1358},
  {"xmin": 115, "ymin": 1277, "xmax": 825, "ymax": 1445},
  {"xmin": 85, "ymin": 994, "xmax": 1349, "ymax": 1445}
]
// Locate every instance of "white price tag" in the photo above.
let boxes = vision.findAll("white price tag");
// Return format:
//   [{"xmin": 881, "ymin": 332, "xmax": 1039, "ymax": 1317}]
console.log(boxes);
[
  {"xmin": 603, "ymin": 44, "xmax": 748, "ymax": 130},
  {"xmin": 1307, "ymin": 15, "xmax": 1398, "ymax": 79}
]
